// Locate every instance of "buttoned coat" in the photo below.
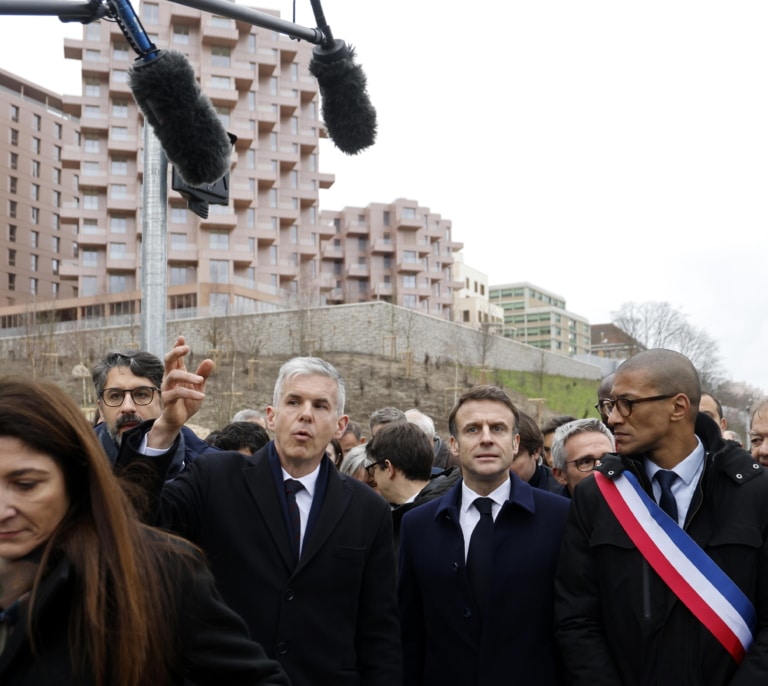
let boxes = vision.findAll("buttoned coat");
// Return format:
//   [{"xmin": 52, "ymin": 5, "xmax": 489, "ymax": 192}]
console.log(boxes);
[
  {"xmin": 119, "ymin": 428, "xmax": 402, "ymax": 686},
  {"xmin": 398, "ymin": 474, "xmax": 570, "ymax": 686}
]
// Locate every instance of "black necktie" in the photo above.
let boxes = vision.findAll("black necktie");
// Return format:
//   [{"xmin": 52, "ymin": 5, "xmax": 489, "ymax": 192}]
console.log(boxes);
[
  {"xmin": 466, "ymin": 497, "xmax": 494, "ymax": 607},
  {"xmin": 655, "ymin": 470, "xmax": 679, "ymax": 523},
  {"xmin": 284, "ymin": 479, "xmax": 304, "ymax": 563}
]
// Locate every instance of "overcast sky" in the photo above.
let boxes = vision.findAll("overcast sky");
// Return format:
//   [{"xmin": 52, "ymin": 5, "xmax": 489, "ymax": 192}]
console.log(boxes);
[{"xmin": 1, "ymin": 1, "xmax": 767, "ymax": 396}]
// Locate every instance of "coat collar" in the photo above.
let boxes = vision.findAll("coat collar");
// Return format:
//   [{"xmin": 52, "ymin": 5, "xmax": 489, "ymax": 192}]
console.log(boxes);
[{"xmin": 434, "ymin": 473, "xmax": 538, "ymax": 522}]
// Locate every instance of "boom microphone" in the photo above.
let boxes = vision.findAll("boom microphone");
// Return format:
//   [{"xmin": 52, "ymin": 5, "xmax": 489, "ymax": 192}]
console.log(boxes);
[
  {"xmin": 107, "ymin": 0, "xmax": 231, "ymax": 186},
  {"xmin": 309, "ymin": 39, "xmax": 377, "ymax": 155},
  {"xmin": 128, "ymin": 51, "xmax": 233, "ymax": 186}
]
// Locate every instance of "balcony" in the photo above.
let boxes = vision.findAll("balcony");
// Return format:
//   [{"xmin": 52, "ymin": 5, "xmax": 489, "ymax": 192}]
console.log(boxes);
[
  {"xmin": 202, "ymin": 23, "xmax": 240, "ymax": 47},
  {"xmin": 77, "ymin": 229, "xmax": 107, "ymax": 247}
]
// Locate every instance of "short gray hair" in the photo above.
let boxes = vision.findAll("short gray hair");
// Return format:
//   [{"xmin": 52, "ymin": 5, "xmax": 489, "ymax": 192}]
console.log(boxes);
[
  {"xmin": 272, "ymin": 357, "xmax": 346, "ymax": 414},
  {"xmin": 339, "ymin": 444, "xmax": 370, "ymax": 476},
  {"xmin": 405, "ymin": 408, "xmax": 436, "ymax": 438},
  {"xmin": 551, "ymin": 418, "xmax": 614, "ymax": 471}
]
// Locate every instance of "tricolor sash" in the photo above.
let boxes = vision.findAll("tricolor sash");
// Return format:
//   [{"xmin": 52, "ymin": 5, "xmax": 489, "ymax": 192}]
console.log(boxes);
[{"xmin": 594, "ymin": 469, "xmax": 756, "ymax": 663}]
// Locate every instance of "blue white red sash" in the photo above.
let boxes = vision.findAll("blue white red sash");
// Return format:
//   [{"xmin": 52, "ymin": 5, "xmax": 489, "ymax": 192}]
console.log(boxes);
[{"xmin": 594, "ymin": 470, "xmax": 756, "ymax": 663}]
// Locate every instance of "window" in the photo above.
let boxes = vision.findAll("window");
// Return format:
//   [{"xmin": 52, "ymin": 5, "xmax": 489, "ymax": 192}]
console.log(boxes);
[
  {"xmin": 81, "ymin": 219, "xmax": 99, "ymax": 234},
  {"xmin": 54, "ymin": 122, "xmax": 62, "ymax": 140},
  {"xmin": 84, "ymin": 135, "xmax": 100, "ymax": 153},
  {"xmin": 32, "ymin": 114, "xmax": 41, "ymax": 131},
  {"xmin": 8, "ymin": 225, "xmax": 16, "ymax": 242},
  {"xmin": 8, "ymin": 249, "xmax": 15, "ymax": 267},
  {"xmin": 8, "ymin": 274, "xmax": 15, "ymax": 291},
  {"xmin": 111, "ymin": 126, "xmax": 128, "ymax": 140},
  {"xmin": 81, "ymin": 276, "xmax": 98, "ymax": 297},
  {"xmin": 83, "ymin": 161, "xmax": 99, "ymax": 176},
  {"xmin": 111, "ymin": 158, "xmax": 128, "ymax": 175},
  {"xmin": 9, "ymin": 153, "xmax": 17, "ymax": 170},
  {"xmin": 143, "ymin": 3, "xmax": 159, "ymax": 23},
  {"xmin": 171, "ymin": 207, "xmax": 188, "ymax": 224},
  {"xmin": 83, "ymin": 191, "xmax": 99, "ymax": 210},
  {"xmin": 109, "ymin": 243, "xmax": 127, "ymax": 259},
  {"xmin": 10, "ymin": 105, "xmax": 18, "ymax": 122},
  {"xmin": 209, "ymin": 259, "xmax": 229, "ymax": 283},
  {"xmin": 112, "ymin": 100, "xmax": 129, "ymax": 118},
  {"xmin": 170, "ymin": 232, "xmax": 187, "ymax": 249},
  {"xmin": 110, "ymin": 184, "xmax": 128, "ymax": 199},
  {"xmin": 31, "ymin": 208, "xmax": 39, "ymax": 225},
  {"xmin": 31, "ymin": 184, "xmax": 40, "ymax": 201},
  {"xmin": 10, "ymin": 129, "xmax": 18, "ymax": 146},
  {"xmin": 170, "ymin": 266, "xmax": 193, "ymax": 286},
  {"xmin": 30, "ymin": 254, "xmax": 38, "ymax": 272},
  {"xmin": 84, "ymin": 79, "xmax": 100, "ymax": 97},
  {"xmin": 32, "ymin": 138, "xmax": 41, "ymax": 154},
  {"xmin": 31, "ymin": 160, "xmax": 40, "ymax": 177},
  {"xmin": 84, "ymin": 105, "xmax": 100, "ymax": 118},
  {"xmin": 113, "ymin": 70, "xmax": 129, "ymax": 84},
  {"xmin": 8, "ymin": 177, "xmax": 16, "ymax": 194},
  {"xmin": 52, "ymin": 259, "xmax": 59, "ymax": 275},
  {"xmin": 211, "ymin": 46, "xmax": 231, "ymax": 67},
  {"xmin": 403, "ymin": 250, "xmax": 417, "ymax": 263},
  {"xmin": 209, "ymin": 231, "xmax": 229, "ymax": 250},
  {"xmin": 52, "ymin": 236, "xmax": 60, "ymax": 252},
  {"xmin": 82, "ymin": 250, "xmax": 98, "ymax": 266},
  {"xmin": 210, "ymin": 75, "xmax": 232, "ymax": 89},
  {"xmin": 112, "ymin": 43, "xmax": 129, "ymax": 60},
  {"xmin": 110, "ymin": 216, "xmax": 127, "ymax": 233},
  {"xmin": 53, "ymin": 168, "xmax": 61, "ymax": 184},
  {"xmin": 109, "ymin": 275, "xmax": 127, "ymax": 293},
  {"xmin": 8, "ymin": 201, "xmax": 17, "ymax": 219},
  {"xmin": 403, "ymin": 275, "xmax": 416, "ymax": 288},
  {"xmin": 383, "ymin": 210, "xmax": 391, "ymax": 226},
  {"xmin": 173, "ymin": 25, "xmax": 190, "ymax": 44}
]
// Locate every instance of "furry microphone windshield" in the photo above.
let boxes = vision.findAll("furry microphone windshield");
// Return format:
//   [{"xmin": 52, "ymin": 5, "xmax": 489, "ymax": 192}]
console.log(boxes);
[
  {"xmin": 309, "ymin": 39, "xmax": 377, "ymax": 155},
  {"xmin": 129, "ymin": 50, "xmax": 232, "ymax": 187}
]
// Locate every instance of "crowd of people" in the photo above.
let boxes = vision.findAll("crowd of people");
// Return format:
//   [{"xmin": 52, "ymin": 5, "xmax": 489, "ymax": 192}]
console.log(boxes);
[{"xmin": 1, "ymin": 336, "xmax": 768, "ymax": 685}]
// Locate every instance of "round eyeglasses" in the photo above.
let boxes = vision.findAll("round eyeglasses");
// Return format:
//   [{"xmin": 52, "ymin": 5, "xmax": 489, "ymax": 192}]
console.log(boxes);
[
  {"xmin": 99, "ymin": 386, "xmax": 160, "ymax": 407},
  {"xmin": 564, "ymin": 456, "xmax": 602, "ymax": 472}
]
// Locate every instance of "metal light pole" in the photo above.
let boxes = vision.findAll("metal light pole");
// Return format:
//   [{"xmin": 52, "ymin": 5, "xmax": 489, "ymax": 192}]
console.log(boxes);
[{"xmin": 141, "ymin": 125, "xmax": 168, "ymax": 358}]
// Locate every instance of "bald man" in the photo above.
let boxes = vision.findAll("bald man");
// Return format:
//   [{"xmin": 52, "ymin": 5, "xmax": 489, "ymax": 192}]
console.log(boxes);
[{"xmin": 556, "ymin": 349, "xmax": 768, "ymax": 685}]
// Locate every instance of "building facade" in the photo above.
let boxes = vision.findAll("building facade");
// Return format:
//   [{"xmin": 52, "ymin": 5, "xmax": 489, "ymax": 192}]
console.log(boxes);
[
  {"xmin": 0, "ymin": 2, "xmax": 464, "ymax": 331},
  {"xmin": 0, "ymin": 70, "xmax": 80, "ymax": 320},
  {"xmin": 452, "ymin": 252, "xmax": 503, "ymax": 331},
  {"xmin": 489, "ymin": 281, "xmax": 591, "ymax": 356},
  {"xmin": 319, "ymin": 199, "xmax": 463, "ymax": 319}
]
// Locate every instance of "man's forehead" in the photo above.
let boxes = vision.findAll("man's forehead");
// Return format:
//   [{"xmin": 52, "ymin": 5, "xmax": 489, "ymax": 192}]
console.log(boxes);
[
  {"xmin": 456, "ymin": 399, "xmax": 515, "ymax": 424},
  {"xmin": 567, "ymin": 431, "xmax": 613, "ymax": 456},
  {"xmin": 280, "ymin": 373, "xmax": 338, "ymax": 399},
  {"xmin": 611, "ymin": 368, "xmax": 656, "ymax": 395},
  {"xmin": 104, "ymin": 366, "xmax": 153, "ymax": 387}
]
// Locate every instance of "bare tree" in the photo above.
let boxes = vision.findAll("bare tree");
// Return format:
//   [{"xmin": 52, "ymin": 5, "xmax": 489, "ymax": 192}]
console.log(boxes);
[{"xmin": 611, "ymin": 301, "xmax": 724, "ymax": 386}]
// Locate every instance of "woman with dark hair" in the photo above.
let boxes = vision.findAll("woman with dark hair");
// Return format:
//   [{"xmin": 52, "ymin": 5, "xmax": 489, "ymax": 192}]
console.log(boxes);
[{"xmin": 0, "ymin": 378, "xmax": 290, "ymax": 686}]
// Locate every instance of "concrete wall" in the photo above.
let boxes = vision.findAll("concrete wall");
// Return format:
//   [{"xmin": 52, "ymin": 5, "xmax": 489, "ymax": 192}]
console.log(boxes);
[{"xmin": 0, "ymin": 302, "xmax": 602, "ymax": 381}]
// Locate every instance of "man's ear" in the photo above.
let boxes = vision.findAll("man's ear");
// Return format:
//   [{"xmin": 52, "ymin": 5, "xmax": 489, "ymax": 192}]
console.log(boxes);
[
  {"xmin": 552, "ymin": 467, "xmax": 568, "ymax": 486},
  {"xmin": 670, "ymin": 393, "xmax": 691, "ymax": 423}
]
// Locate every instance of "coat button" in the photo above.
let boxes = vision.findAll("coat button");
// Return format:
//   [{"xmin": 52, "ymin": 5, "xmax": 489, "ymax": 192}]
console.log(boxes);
[
  {"xmin": 277, "ymin": 641, "xmax": 288, "ymax": 654},
  {"xmin": 452, "ymin": 562, "xmax": 459, "ymax": 572},
  {"xmin": 462, "ymin": 607, "xmax": 472, "ymax": 618},
  {"xmin": 753, "ymin": 463, "xmax": 761, "ymax": 469},
  {"xmin": 735, "ymin": 473, "xmax": 743, "ymax": 479},
  {"xmin": 285, "ymin": 589, "xmax": 295, "ymax": 600},
  {"xmin": 607, "ymin": 470, "xmax": 615, "ymax": 476}
]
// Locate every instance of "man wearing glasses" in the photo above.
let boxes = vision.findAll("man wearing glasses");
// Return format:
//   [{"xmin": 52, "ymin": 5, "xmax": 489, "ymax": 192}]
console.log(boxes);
[
  {"xmin": 91, "ymin": 348, "xmax": 211, "ymax": 478},
  {"xmin": 555, "ymin": 349, "xmax": 768, "ymax": 685},
  {"xmin": 550, "ymin": 418, "xmax": 614, "ymax": 497}
]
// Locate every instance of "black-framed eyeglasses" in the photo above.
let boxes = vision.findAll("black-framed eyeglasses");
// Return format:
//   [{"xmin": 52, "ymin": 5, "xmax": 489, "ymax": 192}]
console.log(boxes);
[
  {"xmin": 99, "ymin": 386, "xmax": 160, "ymax": 407},
  {"xmin": 364, "ymin": 461, "xmax": 385, "ymax": 477},
  {"xmin": 565, "ymin": 456, "xmax": 602, "ymax": 473},
  {"xmin": 597, "ymin": 394, "xmax": 676, "ymax": 418}
]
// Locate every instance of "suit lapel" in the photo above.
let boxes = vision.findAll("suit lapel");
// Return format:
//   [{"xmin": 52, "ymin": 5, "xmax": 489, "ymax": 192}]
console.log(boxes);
[
  {"xmin": 296, "ymin": 466, "xmax": 352, "ymax": 570},
  {"xmin": 243, "ymin": 449, "xmax": 295, "ymax": 570}
]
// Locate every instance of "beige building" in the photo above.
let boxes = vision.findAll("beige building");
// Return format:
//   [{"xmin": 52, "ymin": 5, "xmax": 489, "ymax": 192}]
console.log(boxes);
[
  {"xmin": 0, "ymin": 3, "xmax": 465, "ymax": 330},
  {"xmin": 452, "ymin": 252, "xmax": 503, "ymax": 331},
  {"xmin": 319, "ymin": 199, "xmax": 463, "ymax": 319},
  {"xmin": 489, "ymin": 281, "xmax": 591, "ymax": 356},
  {"xmin": 0, "ymin": 70, "xmax": 80, "ymax": 321}
]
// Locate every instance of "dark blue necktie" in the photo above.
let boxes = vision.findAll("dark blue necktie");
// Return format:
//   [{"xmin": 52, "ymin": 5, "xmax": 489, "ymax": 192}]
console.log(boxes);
[
  {"xmin": 466, "ymin": 497, "xmax": 494, "ymax": 607},
  {"xmin": 284, "ymin": 479, "xmax": 304, "ymax": 564},
  {"xmin": 655, "ymin": 470, "xmax": 679, "ymax": 523}
]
